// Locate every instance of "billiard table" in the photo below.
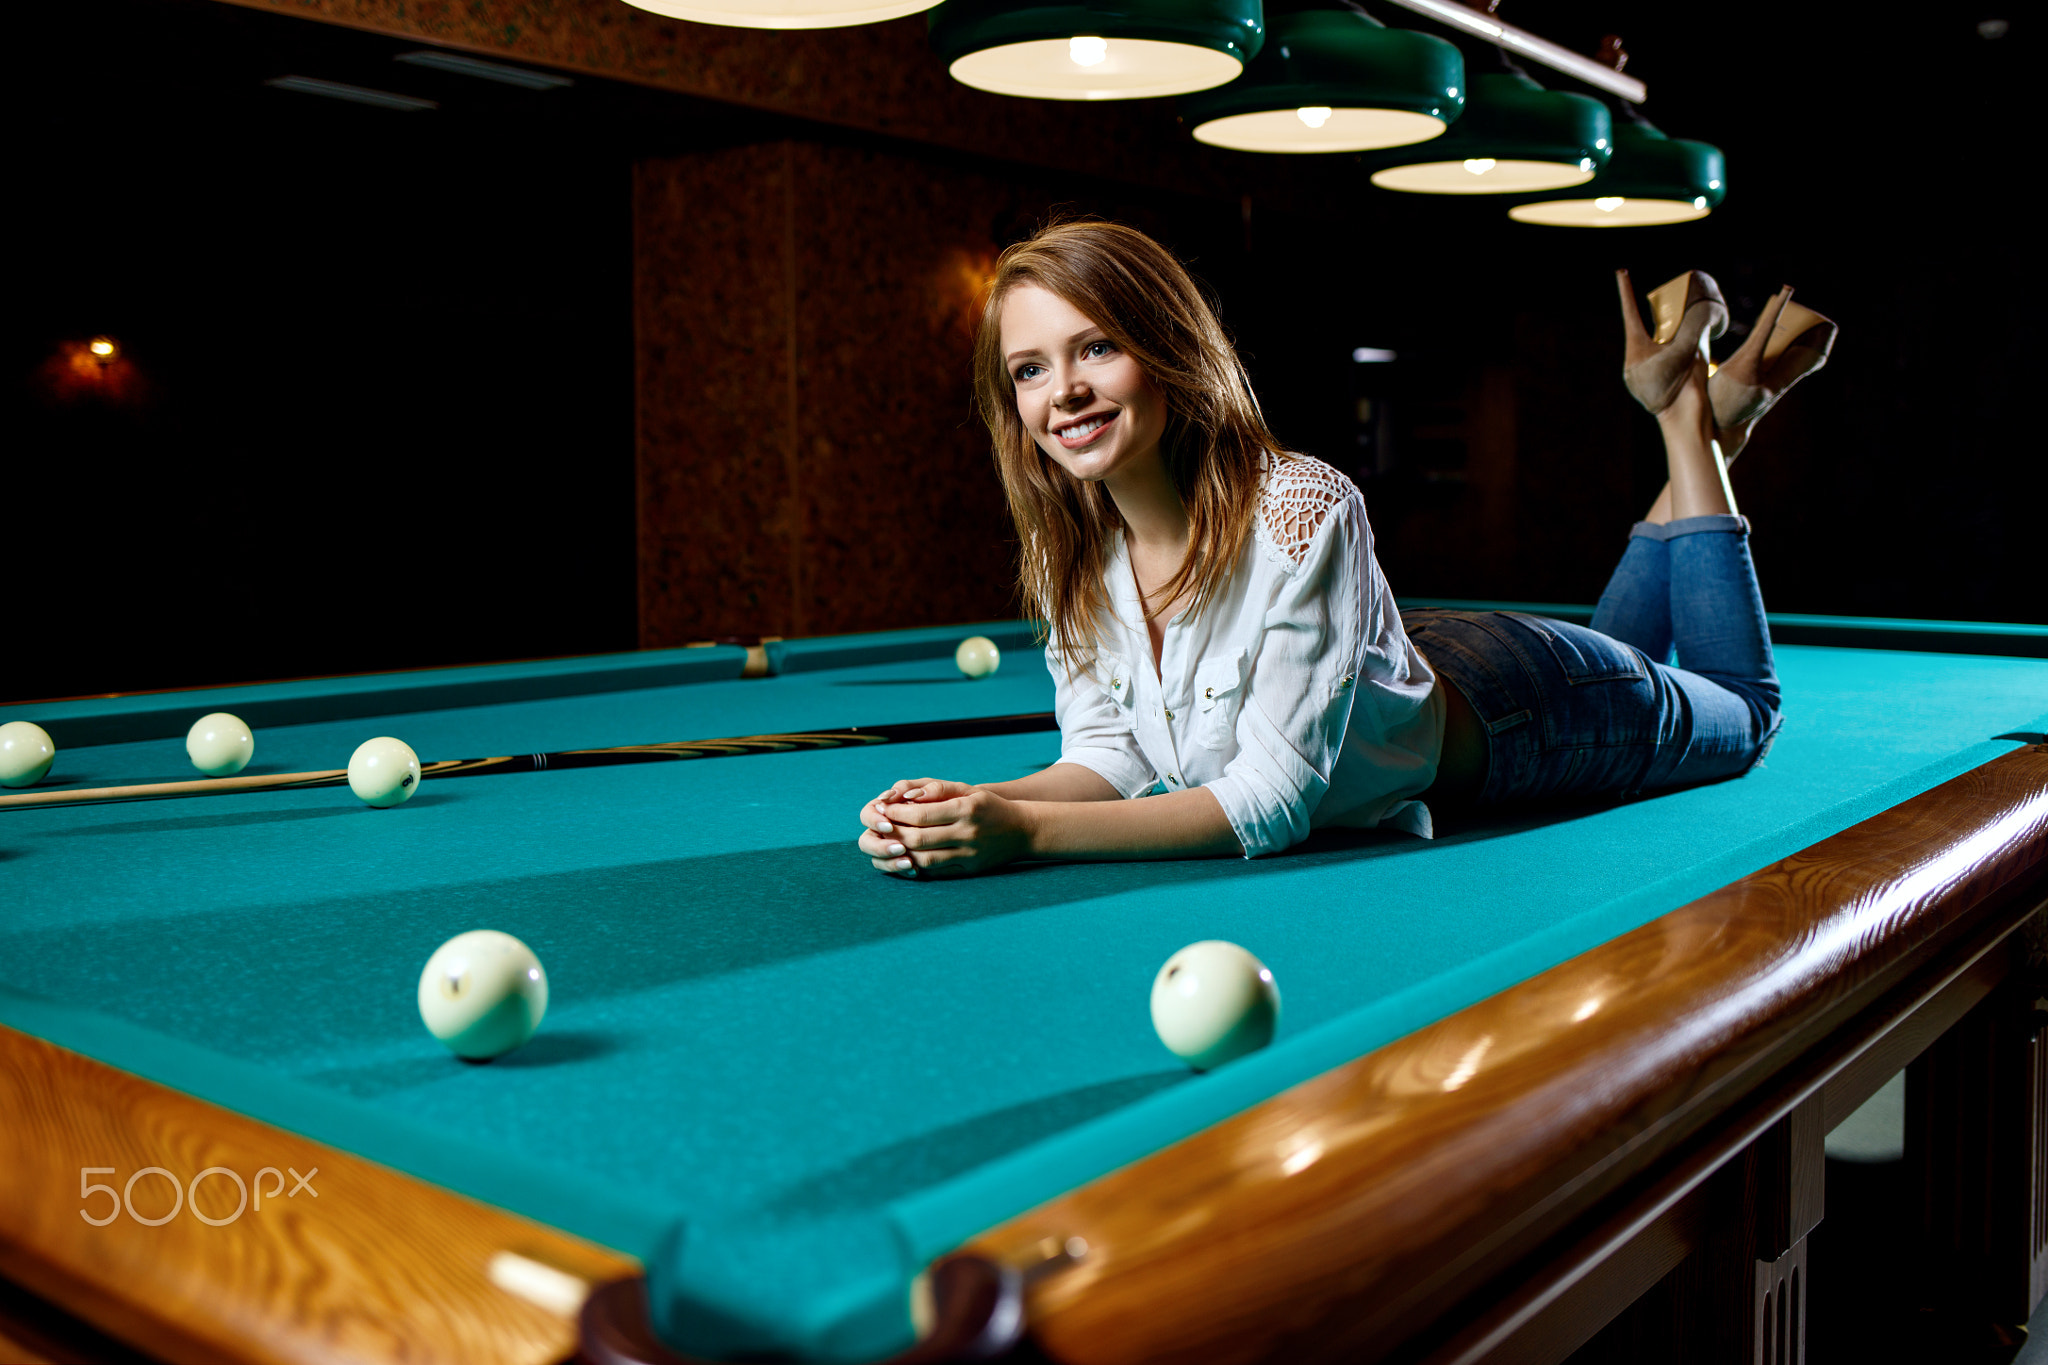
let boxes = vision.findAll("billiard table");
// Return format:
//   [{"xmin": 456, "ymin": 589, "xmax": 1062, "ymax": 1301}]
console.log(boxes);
[{"xmin": 1, "ymin": 610, "xmax": 2045, "ymax": 1365}]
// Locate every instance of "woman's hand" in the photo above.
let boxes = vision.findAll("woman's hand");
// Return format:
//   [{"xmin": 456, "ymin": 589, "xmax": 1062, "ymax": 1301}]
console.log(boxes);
[
  {"xmin": 857, "ymin": 779, "xmax": 1034, "ymax": 878},
  {"xmin": 857, "ymin": 778, "xmax": 971, "ymax": 877},
  {"xmin": 863, "ymin": 777, "xmax": 973, "ymax": 819}
]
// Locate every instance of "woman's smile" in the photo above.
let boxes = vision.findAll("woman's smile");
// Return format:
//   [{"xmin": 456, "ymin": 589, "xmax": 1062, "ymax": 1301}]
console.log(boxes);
[{"xmin": 1053, "ymin": 410, "xmax": 1118, "ymax": 448}]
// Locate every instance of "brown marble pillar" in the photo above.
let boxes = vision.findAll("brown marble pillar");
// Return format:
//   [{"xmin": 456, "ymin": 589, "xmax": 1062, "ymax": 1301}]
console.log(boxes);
[{"xmin": 633, "ymin": 140, "xmax": 1020, "ymax": 644}]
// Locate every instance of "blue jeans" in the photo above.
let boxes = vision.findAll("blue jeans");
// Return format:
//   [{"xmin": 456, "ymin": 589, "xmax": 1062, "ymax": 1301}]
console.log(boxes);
[{"xmin": 1402, "ymin": 515, "xmax": 1783, "ymax": 803}]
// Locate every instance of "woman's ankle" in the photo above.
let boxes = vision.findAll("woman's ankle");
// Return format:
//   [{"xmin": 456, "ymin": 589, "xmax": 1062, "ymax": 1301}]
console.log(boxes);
[{"xmin": 1655, "ymin": 376, "xmax": 1715, "ymax": 443}]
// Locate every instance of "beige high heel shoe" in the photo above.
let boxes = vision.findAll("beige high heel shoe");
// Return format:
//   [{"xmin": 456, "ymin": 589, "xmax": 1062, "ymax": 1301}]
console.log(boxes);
[
  {"xmin": 1618, "ymin": 269, "xmax": 1729, "ymax": 415},
  {"xmin": 1709, "ymin": 287, "xmax": 1837, "ymax": 460}
]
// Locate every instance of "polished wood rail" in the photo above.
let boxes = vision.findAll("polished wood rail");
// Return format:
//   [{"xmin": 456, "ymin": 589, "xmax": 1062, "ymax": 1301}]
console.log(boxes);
[
  {"xmin": 963, "ymin": 744, "xmax": 2048, "ymax": 1364},
  {"xmin": 0, "ymin": 1027, "xmax": 636, "ymax": 1365}
]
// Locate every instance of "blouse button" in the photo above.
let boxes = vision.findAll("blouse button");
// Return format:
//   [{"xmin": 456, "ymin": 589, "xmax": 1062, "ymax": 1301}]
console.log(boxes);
[
  {"xmin": 1164, "ymin": 708, "xmax": 1174, "ymax": 721},
  {"xmin": 1339, "ymin": 674, "xmax": 1356, "ymax": 689},
  {"xmin": 1203, "ymin": 686, "xmax": 1214, "ymax": 700}
]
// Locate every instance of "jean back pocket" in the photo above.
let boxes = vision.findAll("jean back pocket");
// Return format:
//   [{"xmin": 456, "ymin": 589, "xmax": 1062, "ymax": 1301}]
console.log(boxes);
[{"xmin": 1493, "ymin": 613, "xmax": 1645, "ymax": 685}]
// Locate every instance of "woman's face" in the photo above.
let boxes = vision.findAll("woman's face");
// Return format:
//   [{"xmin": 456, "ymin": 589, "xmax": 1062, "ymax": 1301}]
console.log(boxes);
[{"xmin": 998, "ymin": 283, "xmax": 1168, "ymax": 485}]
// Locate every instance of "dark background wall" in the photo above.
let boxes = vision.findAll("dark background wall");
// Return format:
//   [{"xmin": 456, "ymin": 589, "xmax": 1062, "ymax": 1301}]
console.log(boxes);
[{"xmin": 7, "ymin": 0, "xmax": 2037, "ymax": 701}]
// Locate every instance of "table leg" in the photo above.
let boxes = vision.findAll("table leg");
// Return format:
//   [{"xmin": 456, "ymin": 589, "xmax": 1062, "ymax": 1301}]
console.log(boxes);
[
  {"xmin": 1661, "ymin": 1092, "xmax": 1825, "ymax": 1365},
  {"xmin": 1742, "ymin": 1092, "xmax": 1825, "ymax": 1365},
  {"xmin": 1907, "ymin": 921, "xmax": 2048, "ymax": 1349}
]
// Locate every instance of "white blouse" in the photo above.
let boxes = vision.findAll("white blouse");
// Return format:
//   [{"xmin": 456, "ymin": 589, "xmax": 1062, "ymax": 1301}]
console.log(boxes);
[{"xmin": 1050, "ymin": 453, "xmax": 1445, "ymax": 857}]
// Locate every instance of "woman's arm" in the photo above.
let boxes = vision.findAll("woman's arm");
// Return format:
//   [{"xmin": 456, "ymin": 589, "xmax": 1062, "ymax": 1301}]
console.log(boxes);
[
  {"xmin": 975, "ymin": 762, "xmax": 1125, "ymax": 803},
  {"xmin": 1021, "ymin": 786, "xmax": 1241, "ymax": 860},
  {"xmin": 857, "ymin": 778, "xmax": 1241, "ymax": 877},
  {"xmin": 1202, "ymin": 473, "xmax": 1437, "ymax": 856},
  {"xmin": 857, "ymin": 762, "xmax": 1116, "ymax": 842}
]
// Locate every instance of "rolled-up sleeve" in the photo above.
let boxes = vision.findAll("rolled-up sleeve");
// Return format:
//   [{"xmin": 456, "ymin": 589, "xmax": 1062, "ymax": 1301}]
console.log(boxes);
[
  {"xmin": 1049, "ymin": 642, "xmax": 1158, "ymax": 799},
  {"xmin": 1205, "ymin": 493, "xmax": 1432, "ymax": 856}
]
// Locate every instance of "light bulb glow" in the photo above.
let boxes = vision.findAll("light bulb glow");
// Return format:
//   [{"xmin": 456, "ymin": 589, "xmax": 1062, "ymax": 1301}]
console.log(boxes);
[
  {"xmin": 1692, "ymin": 195, "xmax": 1707, "ymax": 209},
  {"xmin": 89, "ymin": 337, "xmax": 116, "ymax": 357},
  {"xmin": 1194, "ymin": 107, "xmax": 1447, "ymax": 154},
  {"xmin": 620, "ymin": 0, "xmax": 944, "ymax": 30},
  {"xmin": 1375, "ymin": 158, "xmax": 1597, "ymax": 195},
  {"xmin": 952, "ymin": 38, "xmax": 1241, "ymax": 100},
  {"xmin": 1509, "ymin": 196, "xmax": 1713, "ymax": 226}
]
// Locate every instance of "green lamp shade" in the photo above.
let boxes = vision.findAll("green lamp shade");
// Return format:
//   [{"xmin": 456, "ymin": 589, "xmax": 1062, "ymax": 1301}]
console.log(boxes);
[
  {"xmin": 1181, "ymin": 10, "xmax": 1463, "ymax": 154},
  {"xmin": 1369, "ymin": 71, "xmax": 1609, "ymax": 194},
  {"xmin": 1509, "ymin": 120, "xmax": 1726, "ymax": 226},
  {"xmin": 929, "ymin": 0, "xmax": 1263, "ymax": 100},
  {"xmin": 621, "ymin": 0, "xmax": 939, "ymax": 28}
]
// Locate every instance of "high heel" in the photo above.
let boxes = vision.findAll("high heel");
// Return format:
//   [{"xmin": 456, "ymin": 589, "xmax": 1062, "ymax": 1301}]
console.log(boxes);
[
  {"xmin": 1709, "ymin": 287, "xmax": 1837, "ymax": 461},
  {"xmin": 1618, "ymin": 269, "xmax": 1730, "ymax": 415}
]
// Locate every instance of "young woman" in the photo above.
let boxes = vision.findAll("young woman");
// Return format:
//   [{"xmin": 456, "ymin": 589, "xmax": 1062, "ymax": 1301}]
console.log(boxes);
[{"xmin": 855, "ymin": 221, "xmax": 1833, "ymax": 878}]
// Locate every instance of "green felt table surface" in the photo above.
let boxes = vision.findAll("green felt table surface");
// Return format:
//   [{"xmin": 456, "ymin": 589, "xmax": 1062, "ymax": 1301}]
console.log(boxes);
[
  {"xmin": 3, "ymin": 621, "xmax": 2047, "ymax": 1361},
  {"xmin": 0, "ymin": 620, "xmax": 1046, "ymax": 750},
  {"xmin": 17, "ymin": 649, "xmax": 1056, "ymax": 789}
]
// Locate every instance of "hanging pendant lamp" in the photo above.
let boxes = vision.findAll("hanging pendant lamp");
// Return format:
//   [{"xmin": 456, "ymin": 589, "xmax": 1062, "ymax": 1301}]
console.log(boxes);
[
  {"xmin": 1507, "ymin": 118, "xmax": 1725, "ymax": 225},
  {"xmin": 1180, "ymin": 8, "xmax": 1462, "ymax": 153},
  {"xmin": 929, "ymin": 0, "xmax": 1264, "ymax": 101},
  {"xmin": 621, "ymin": 0, "xmax": 939, "ymax": 30},
  {"xmin": 1368, "ymin": 71, "xmax": 1608, "ymax": 193}
]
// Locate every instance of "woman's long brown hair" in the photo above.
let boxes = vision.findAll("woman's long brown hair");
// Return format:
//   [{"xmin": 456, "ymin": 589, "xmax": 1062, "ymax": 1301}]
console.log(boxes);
[{"xmin": 972, "ymin": 219, "xmax": 1283, "ymax": 679}]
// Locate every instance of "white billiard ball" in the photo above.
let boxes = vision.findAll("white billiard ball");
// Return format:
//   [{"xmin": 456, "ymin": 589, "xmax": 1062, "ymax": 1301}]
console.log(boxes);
[
  {"xmin": 417, "ymin": 930, "xmax": 549, "ymax": 1060},
  {"xmin": 955, "ymin": 636, "xmax": 1000, "ymax": 679},
  {"xmin": 1150, "ymin": 940, "xmax": 1281, "ymax": 1071},
  {"xmin": 348, "ymin": 736, "xmax": 421, "ymax": 808},
  {"xmin": 0, "ymin": 721, "xmax": 55, "ymax": 788},
  {"xmin": 186, "ymin": 712, "xmax": 254, "ymax": 777}
]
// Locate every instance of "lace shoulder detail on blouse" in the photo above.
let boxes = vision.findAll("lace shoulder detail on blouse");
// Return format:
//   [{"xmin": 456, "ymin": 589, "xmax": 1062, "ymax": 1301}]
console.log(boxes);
[{"xmin": 1252, "ymin": 452, "xmax": 1362, "ymax": 569}]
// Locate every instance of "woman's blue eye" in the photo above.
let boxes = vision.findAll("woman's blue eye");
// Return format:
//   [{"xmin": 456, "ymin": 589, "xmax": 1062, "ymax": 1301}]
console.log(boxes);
[
  {"xmin": 1084, "ymin": 341, "xmax": 1113, "ymax": 358},
  {"xmin": 1014, "ymin": 364, "xmax": 1043, "ymax": 382}
]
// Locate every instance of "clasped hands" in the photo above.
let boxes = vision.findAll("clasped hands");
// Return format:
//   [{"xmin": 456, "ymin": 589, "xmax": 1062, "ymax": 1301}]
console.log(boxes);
[{"xmin": 857, "ymin": 779, "xmax": 1032, "ymax": 878}]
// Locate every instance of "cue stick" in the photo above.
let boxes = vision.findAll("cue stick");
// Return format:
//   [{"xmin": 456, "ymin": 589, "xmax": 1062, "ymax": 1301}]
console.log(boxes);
[{"xmin": 0, "ymin": 712, "xmax": 1059, "ymax": 812}]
